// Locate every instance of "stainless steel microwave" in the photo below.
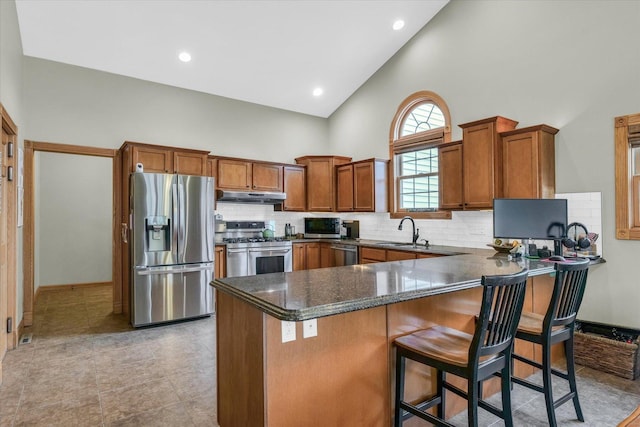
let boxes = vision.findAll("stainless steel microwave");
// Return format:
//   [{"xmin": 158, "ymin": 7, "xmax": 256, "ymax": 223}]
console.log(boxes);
[{"xmin": 304, "ymin": 217, "xmax": 341, "ymax": 239}]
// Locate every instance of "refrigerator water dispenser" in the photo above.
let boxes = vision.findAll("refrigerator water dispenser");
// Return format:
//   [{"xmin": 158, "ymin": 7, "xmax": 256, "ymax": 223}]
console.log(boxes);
[{"xmin": 145, "ymin": 216, "xmax": 171, "ymax": 252}]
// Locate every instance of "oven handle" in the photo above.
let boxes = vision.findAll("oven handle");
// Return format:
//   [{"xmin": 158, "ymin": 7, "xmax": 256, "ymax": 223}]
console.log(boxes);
[
  {"xmin": 227, "ymin": 249, "xmax": 248, "ymax": 254},
  {"xmin": 249, "ymin": 248, "xmax": 291, "ymax": 254}
]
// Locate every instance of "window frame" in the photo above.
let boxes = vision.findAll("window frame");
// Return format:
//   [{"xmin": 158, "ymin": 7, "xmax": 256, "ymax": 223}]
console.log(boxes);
[
  {"xmin": 388, "ymin": 91, "xmax": 452, "ymax": 219},
  {"xmin": 615, "ymin": 113, "xmax": 640, "ymax": 239}
]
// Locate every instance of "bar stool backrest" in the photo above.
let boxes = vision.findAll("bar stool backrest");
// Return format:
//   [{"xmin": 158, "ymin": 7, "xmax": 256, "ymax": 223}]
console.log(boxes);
[
  {"xmin": 546, "ymin": 258, "xmax": 590, "ymax": 331},
  {"xmin": 472, "ymin": 269, "xmax": 529, "ymax": 364}
]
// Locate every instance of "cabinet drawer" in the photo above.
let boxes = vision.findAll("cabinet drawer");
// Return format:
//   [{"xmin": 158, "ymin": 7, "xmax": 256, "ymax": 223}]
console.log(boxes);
[
  {"xmin": 360, "ymin": 247, "xmax": 386, "ymax": 262},
  {"xmin": 417, "ymin": 253, "xmax": 444, "ymax": 259},
  {"xmin": 386, "ymin": 250, "xmax": 417, "ymax": 261}
]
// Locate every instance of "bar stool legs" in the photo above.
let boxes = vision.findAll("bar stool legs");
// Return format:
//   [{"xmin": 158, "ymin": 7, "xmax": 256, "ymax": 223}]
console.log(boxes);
[
  {"xmin": 393, "ymin": 269, "xmax": 528, "ymax": 427},
  {"xmin": 511, "ymin": 258, "xmax": 590, "ymax": 427}
]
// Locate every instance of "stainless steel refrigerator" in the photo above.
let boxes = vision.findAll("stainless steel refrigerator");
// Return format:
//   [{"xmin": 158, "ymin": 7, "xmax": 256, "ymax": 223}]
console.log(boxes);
[{"xmin": 130, "ymin": 172, "xmax": 215, "ymax": 327}]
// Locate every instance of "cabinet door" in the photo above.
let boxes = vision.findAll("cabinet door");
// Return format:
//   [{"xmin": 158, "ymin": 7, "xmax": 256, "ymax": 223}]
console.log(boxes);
[
  {"xmin": 320, "ymin": 242, "xmax": 333, "ymax": 268},
  {"xmin": 503, "ymin": 131, "xmax": 539, "ymax": 198},
  {"xmin": 215, "ymin": 246, "xmax": 226, "ymax": 278},
  {"xmin": 306, "ymin": 158, "xmax": 335, "ymax": 211},
  {"xmin": 293, "ymin": 243, "xmax": 306, "ymax": 271},
  {"xmin": 174, "ymin": 151, "xmax": 208, "ymax": 175},
  {"xmin": 386, "ymin": 250, "xmax": 417, "ymax": 261},
  {"xmin": 354, "ymin": 161, "xmax": 375, "ymax": 211},
  {"xmin": 218, "ymin": 159, "xmax": 252, "ymax": 190},
  {"xmin": 439, "ymin": 143, "xmax": 463, "ymax": 210},
  {"xmin": 502, "ymin": 126, "xmax": 557, "ymax": 199},
  {"xmin": 132, "ymin": 146, "xmax": 173, "ymax": 173},
  {"xmin": 282, "ymin": 166, "xmax": 306, "ymax": 211},
  {"xmin": 462, "ymin": 122, "xmax": 496, "ymax": 209},
  {"xmin": 305, "ymin": 243, "xmax": 321, "ymax": 270},
  {"xmin": 252, "ymin": 163, "xmax": 283, "ymax": 192},
  {"xmin": 336, "ymin": 164, "xmax": 354, "ymax": 212}
]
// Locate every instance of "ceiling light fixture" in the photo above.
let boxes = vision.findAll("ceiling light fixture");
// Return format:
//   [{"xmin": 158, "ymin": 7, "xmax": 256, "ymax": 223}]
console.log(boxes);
[
  {"xmin": 393, "ymin": 19, "xmax": 405, "ymax": 31},
  {"xmin": 178, "ymin": 51, "xmax": 192, "ymax": 62},
  {"xmin": 313, "ymin": 87, "xmax": 323, "ymax": 97}
]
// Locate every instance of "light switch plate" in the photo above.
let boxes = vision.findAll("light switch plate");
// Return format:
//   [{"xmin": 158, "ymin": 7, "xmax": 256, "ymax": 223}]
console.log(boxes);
[
  {"xmin": 303, "ymin": 319, "xmax": 317, "ymax": 338},
  {"xmin": 281, "ymin": 321, "xmax": 296, "ymax": 343}
]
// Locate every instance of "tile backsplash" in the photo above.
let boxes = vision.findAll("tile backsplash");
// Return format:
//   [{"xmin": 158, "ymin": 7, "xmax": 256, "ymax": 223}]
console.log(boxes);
[{"xmin": 215, "ymin": 191, "xmax": 602, "ymax": 255}]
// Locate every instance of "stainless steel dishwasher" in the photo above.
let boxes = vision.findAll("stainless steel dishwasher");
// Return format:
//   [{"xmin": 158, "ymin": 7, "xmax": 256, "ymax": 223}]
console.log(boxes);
[{"xmin": 331, "ymin": 243, "xmax": 358, "ymax": 266}]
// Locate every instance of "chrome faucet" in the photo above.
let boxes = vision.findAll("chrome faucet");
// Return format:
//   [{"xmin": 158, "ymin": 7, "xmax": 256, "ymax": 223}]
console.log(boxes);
[{"xmin": 398, "ymin": 216, "xmax": 419, "ymax": 247}]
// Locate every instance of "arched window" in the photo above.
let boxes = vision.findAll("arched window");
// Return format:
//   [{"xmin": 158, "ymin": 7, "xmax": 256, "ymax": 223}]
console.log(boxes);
[{"xmin": 389, "ymin": 91, "xmax": 452, "ymax": 219}]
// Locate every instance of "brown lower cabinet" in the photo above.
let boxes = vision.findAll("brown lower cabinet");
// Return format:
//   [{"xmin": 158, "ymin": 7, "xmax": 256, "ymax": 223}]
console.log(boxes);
[
  {"xmin": 215, "ymin": 274, "xmax": 558, "ymax": 426},
  {"xmin": 293, "ymin": 242, "xmax": 337, "ymax": 270}
]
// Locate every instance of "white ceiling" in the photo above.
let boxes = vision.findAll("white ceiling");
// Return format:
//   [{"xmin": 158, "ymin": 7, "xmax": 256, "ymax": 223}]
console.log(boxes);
[{"xmin": 15, "ymin": 0, "xmax": 448, "ymax": 118}]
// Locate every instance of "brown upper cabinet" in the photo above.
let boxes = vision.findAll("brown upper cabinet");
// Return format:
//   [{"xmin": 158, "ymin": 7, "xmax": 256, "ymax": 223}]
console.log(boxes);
[
  {"xmin": 438, "ymin": 141, "xmax": 463, "ymax": 210},
  {"xmin": 124, "ymin": 141, "xmax": 209, "ymax": 175},
  {"xmin": 458, "ymin": 116, "xmax": 518, "ymax": 209},
  {"xmin": 336, "ymin": 159, "xmax": 389, "ymax": 212},
  {"xmin": 501, "ymin": 125, "xmax": 559, "ymax": 199},
  {"xmin": 217, "ymin": 157, "xmax": 283, "ymax": 192},
  {"xmin": 295, "ymin": 155, "xmax": 352, "ymax": 211},
  {"xmin": 281, "ymin": 165, "xmax": 306, "ymax": 211}
]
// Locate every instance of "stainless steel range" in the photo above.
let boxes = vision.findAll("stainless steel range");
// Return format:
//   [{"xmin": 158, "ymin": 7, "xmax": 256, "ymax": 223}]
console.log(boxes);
[{"xmin": 216, "ymin": 221, "xmax": 292, "ymax": 277}]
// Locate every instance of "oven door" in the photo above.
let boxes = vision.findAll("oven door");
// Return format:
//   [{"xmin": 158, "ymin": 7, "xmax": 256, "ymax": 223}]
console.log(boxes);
[{"xmin": 248, "ymin": 247, "xmax": 293, "ymax": 275}]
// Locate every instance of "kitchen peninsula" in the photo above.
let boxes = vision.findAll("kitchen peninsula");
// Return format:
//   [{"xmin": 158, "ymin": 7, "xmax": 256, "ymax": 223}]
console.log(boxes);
[{"xmin": 212, "ymin": 252, "xmax": 558, "ymax": 426}]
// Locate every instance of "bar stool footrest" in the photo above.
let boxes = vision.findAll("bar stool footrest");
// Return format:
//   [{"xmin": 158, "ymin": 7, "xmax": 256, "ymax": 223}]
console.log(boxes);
[{"xmin": 443, "ymin": 381, "xmax": 506, "ymax": 420}]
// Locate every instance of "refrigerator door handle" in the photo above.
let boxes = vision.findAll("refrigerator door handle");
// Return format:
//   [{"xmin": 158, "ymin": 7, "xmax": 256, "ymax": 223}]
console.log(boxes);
[
  {"xmin": 180, "ymin": 263, "xmax": 214, "ymax": 274},
  {"xmin": 135, "ymin": 266, "xmax": 183, "ymax": 276},
  {"xmin": 135, "ymin": 263, "xmax": 213, "ymax": 276},
  {"xmin": 173, "ymin": 178, "xmax": 181, "ymax": 261}
]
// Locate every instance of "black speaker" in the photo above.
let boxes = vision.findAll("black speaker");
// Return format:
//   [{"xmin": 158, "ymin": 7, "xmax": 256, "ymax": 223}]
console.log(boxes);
[{"xmin": 562, "ymin": 222, "xmax": 590, "ymax": 249}]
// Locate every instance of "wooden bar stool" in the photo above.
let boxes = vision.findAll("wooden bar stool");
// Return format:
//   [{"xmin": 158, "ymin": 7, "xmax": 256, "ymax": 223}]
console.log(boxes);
[
  {"xmin": 511, "ymin": 258, "xmax": 590, "ymax": 427},
  {"xmin": 393, "ymin": 269, "xmax": 529, "ymax": 427}
]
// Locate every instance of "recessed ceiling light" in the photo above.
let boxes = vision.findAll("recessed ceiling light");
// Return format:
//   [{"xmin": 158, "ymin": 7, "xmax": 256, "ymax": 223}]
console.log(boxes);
[
  {"xmin": 313, "ymin": 87, "xmax": 323, "ymax": 97},
  {"xmin": 393, "ymin": 20, "xmax": 405, "ymax": 31},
  {"xmin": 178, "ymin": 51, "xmax": 192, "ymax": 62}
]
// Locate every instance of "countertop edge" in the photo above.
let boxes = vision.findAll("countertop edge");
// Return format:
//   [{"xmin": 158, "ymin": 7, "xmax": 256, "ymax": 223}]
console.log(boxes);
[{"xmin": 212, "ymin": 263, "xmax": 556, "ymax": 322}]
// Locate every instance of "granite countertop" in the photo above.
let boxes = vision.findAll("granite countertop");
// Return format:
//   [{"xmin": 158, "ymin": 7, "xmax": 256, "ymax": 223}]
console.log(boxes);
[
  {"xmin": 216, "ymin": 237, "xmax": 482, "ymax": 257},
  {"xmin": 212, "ymin": 253, "xmax": 557, "ymax": 321}
]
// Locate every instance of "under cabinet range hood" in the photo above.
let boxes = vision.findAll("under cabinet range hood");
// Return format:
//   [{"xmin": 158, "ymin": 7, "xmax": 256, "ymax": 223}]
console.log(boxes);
[{"xmin": 216, "ymin": 189, "xmax": 286, "ymax": 204}]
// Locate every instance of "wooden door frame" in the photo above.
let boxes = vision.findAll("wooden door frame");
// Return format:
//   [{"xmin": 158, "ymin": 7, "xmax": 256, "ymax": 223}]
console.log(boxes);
[
  {"xmin": 22, "ymin": 141, "xmax": 120, "ymax": 327},
  {"xmin": 0, "ymin": 104, "xmax": 18, "ymax": 352}
]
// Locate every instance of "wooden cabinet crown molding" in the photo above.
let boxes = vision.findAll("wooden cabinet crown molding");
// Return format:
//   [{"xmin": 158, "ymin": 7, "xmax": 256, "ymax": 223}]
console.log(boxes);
[
  {"xmin": 458, "ymin": 116, "xmax": 519, "ymax": 130},
  {"xmin": 121, "ymin": 140, "xmax": 210, "ymax": 156}
]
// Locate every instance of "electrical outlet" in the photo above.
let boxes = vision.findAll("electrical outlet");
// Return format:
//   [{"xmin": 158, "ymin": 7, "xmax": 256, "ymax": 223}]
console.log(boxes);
[
  {"xmin": 281, "ymin": 321, "xmax": 296, "ymax": 343},
  {"xmin": 303, "ymin": 319, "xmax": 317, "ymax": 338}
]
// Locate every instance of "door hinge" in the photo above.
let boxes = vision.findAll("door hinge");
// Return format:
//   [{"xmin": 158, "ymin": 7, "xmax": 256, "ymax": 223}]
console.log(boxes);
[{"xmin": 7, "ymin": 317, "xmax": 12, "ymax": 333}]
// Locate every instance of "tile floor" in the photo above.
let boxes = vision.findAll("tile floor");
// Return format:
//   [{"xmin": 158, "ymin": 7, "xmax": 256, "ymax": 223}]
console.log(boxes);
[
  {"xmin": 0, "ymin": 285, "xmax": 216, "ymax": 426},
  {"xmin": 0, "ymin": 285, "xmax": 638, "ymax": 426}
]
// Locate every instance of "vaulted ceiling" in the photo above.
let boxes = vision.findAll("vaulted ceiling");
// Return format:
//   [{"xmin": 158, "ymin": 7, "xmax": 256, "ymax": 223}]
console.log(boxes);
[{"xmin": 15, "ymin": 0, "xmax": 448, "ymax": 117}]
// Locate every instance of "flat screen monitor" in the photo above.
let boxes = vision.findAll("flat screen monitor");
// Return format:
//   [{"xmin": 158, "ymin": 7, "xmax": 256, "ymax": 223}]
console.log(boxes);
[{"xmin": 493, "ymin": 198, "xmax": 567, "ymax": 240}]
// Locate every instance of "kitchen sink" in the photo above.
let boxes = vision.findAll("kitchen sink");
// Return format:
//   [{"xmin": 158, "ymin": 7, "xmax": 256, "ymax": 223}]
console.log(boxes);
[{"xmin": 372, "ymin": 242, "xmax": 466, "ymax": 256}]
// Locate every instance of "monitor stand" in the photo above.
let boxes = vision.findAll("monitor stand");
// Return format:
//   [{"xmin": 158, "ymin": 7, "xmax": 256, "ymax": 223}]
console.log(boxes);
[{"xmin": 553, "ymin": 239, "xmax": 563, "ymax": 256}]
